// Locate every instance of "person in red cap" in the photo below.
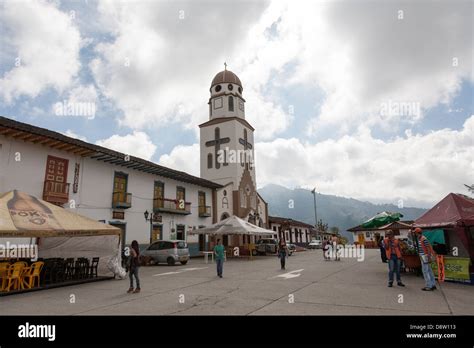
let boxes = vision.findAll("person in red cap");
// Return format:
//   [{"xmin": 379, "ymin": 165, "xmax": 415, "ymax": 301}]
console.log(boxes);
[{"xmin": 414, "ymin": 227, "xmax": 437, "ymax": 291}]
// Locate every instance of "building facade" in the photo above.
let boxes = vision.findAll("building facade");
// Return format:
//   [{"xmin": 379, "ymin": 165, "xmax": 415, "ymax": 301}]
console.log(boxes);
[
  {"xmin": 0, "ymin": 116, "xmax": 221, "ymax": 255},
  {"xmin": 268, "ymin": 216, "xmax": 312, "ymax": 245}
]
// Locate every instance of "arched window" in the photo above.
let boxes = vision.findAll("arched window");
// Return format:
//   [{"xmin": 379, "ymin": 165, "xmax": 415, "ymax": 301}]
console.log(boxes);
[
  {"xmin": 207, "ymin": 153, "xmax": 213, "ymax": 169},
  {"xmin": 228, "ymin": 96, "xmax": 234, "ymax": 112}
]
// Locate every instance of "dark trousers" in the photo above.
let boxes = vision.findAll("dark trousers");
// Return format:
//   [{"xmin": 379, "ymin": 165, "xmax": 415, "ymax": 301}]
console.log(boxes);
[
  {"xmin": 279, "ymin": 253, "xmax": 286, "ymax": 269},
  {"xmin": 216, "ymin": 258, "xmax": 223, "ymax": 276},
  {"xmin": 129, "ymin": 266, "xmax": 140, "ymax": 288},
  {"xmin": 380, "ymin": 247, "xmax": 387, "ymax": 262},
  {"xmin": 388, "ymin": 254, "xmax": 401, "ymax": 283}
]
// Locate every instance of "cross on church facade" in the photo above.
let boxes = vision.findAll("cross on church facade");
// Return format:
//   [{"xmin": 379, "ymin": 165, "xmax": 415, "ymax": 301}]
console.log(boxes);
[
  {"xmin": 205, "ymin": 128, "xmax": 230, "ymax": 169},
  {"xmin": 239, "ymin": 129, "xmax": 253, "ymax": 169}
]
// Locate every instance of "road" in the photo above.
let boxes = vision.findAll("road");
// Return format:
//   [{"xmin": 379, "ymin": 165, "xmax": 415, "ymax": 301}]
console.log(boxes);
[{"xmin": 1, "ymin": 249, "xmax": 473, "ymax": 315}]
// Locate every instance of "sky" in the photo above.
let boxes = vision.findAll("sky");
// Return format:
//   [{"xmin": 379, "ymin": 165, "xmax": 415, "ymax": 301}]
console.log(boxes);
[{"xmin": 0, "ymin": 0, "xmax": 472, "ymax": 208}]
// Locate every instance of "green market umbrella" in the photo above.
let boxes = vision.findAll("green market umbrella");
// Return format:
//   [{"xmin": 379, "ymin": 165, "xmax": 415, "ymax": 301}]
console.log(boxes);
[{"xmin": 361, "ymin": 211, "xmax": 403, "ymax": 229}]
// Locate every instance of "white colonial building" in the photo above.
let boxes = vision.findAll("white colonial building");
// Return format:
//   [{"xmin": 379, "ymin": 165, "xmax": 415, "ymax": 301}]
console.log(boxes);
[{"xmin": 0, "ymin": 116, "xmax": 221, "ymax": 256}]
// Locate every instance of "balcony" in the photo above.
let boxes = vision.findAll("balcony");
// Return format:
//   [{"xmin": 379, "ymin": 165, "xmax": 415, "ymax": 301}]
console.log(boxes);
[
  {"xmin": 43, "ymin": 180, "xmax": 70, "ymax": 205},
  {"xmin": 112, "ymin": 192, "xmax": 132, "ymax": 209},
  {"xmin": 153, "ymin": 198, "xmax": 191, "ymax": 215},
  {"xmin": 198, "ymin": 205, "xmax": 211, "ymax": 217}
]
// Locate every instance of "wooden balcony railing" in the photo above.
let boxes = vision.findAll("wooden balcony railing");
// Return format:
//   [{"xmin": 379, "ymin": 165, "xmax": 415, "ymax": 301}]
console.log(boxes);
[
  {"xmin": 43, "ymin": 180, "xmax": 70, "ymax": 205},
  {"xmin": 198, "ymin": 205, "xmax": 211, "ymax": 217},
  {"xmin": 112, "ymin": 192, "xmax": 132, "ymax": 209},
  {"xmin": 153, "ymin": 198, "xmax": 191, "ymax": 215}
]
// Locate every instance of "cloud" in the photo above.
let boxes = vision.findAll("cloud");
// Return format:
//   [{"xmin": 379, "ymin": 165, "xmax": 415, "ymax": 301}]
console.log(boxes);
[
  {"xmin": 63, "ymin": 129, "xmax": 87, "ymax": 142},
  {"xmin": 158, "ymin": 143, "xmax": 200, "ymax": 176},
  {"xmin": 255, "ymin": 115, "xmax": 474, "ymax": 206},
  {"xmin": 0, "ymin": 0, "xmax": 82, "ymax": 103},
  {"xmin": 159, "ymin": 115, "xmax": 474, "ymax": 207},
  {"xmin": 281, "ymin": 1, "xmax": 473, "ymax": 134},
  {"xmin": 89, "ymin": 0, "xmax": 294, "ymax": 140},
  {"xmin": 96, "ymin": 131, "xmax": 157, "ymax": 160}
]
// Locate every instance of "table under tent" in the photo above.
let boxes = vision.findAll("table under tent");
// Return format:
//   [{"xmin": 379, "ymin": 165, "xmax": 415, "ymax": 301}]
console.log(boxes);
[{"xmin": 0, "ymin": 190, "xmax": 122, "ymax": 295}]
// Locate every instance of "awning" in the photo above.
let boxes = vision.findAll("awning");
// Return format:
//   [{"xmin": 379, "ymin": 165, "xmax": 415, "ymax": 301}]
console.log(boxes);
[
  {"xmin": 189, "ymin": 215, "xmax": 277, "ymax": 236},
  {"xmin": 0, "ymin": 190, "xmax": 120, "ymax": 238}
]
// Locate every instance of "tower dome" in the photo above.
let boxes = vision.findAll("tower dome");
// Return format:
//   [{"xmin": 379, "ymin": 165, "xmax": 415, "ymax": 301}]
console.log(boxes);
[{"xmin": 211, "ymin": 70, "xmax": 242, "ymax": 88}]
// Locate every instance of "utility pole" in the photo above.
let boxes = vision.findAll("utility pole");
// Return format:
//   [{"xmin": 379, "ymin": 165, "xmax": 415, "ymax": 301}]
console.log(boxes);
[{"xmin": 311, "ymin": 187, "xmax": 318, "ymax": 240}]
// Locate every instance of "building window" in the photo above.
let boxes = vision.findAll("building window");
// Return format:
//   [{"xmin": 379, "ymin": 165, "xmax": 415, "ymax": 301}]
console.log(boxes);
[
  {"xmin": 207, "ymin": 153, "xmax": 213, "ymax": 168},
  {"xmin": 215, "ymin": 85, "xmax": 222, "ymax": 93},
  {"xmin": 177, "ymin": 186, "xmax": 186, "ymax": 202},
  {"xmin": 153, "ymin": 181, "xmax": 164, "ymax": 209},
  {"xmin": 228, "ymin": 84, "xmax": 233, "ymax": 91},
  {"xmin": 228, "ymin": 96, "xmax": 234, "ymax": 111}
]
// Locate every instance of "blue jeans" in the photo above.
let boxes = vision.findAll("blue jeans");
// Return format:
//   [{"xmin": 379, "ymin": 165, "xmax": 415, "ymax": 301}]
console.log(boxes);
[
  {"xmin": 129, "ymin": 266, "xmax": 140, "ymax": 288},
  {"xmin": 216, "ymin": 258, "xmax": 223, "ymax": 276},
  {"xmin": 421, "ymin": 260, "xmax": 436, "ymax": 288},
  {"xmin": 388, "ymin": 254, "xmax": 401, "ymax": 283}
]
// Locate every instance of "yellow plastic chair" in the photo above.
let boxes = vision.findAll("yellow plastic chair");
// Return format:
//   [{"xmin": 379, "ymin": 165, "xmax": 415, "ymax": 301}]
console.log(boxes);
[
  {"xmin": 22, "ymin": 261, "xmax": 44, "ymax": 289},
  {"xmin": 0, "ymin": 262, "xmax": 10, "ymax": 291},
  {"xmin": 4, "ymin": 262, "xmax": 25, "ymax": 292}
]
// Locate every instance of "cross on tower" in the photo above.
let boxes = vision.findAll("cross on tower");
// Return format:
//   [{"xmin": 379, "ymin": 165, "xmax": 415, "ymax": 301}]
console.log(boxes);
[
  {"xmin": 239, "ymin": 129, "xmax": 253, "ymax": 170},
  {"xmin": 205, "ymin": 128, "xmax": 230, "ymax": 169}
]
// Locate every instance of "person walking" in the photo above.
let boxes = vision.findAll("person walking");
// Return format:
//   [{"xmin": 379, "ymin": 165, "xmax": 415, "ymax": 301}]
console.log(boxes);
[
  {"xmin": 214, "ymin": 238, "xmax": 225, "ymax": 278},
  {"xmin": 414, "ymin": 228, "xmax": 437, "ymax": 291},
  {"xmin": 383, "ymin": 231, "xmax": 405, "ymax": 287},
  {"xmin": 378, "ymin": 235, "xmax": 388, "ymax": 263},
  {"xmin": 331, "ymin": 234, "xmax": 339, "ymax": 261},
  {"xmin": 323, "ymin": 239, "xmax": 330, "ymax": 260},
  {"xmin": 277, "ymin": 239, "xmax": 288, "ymax": 270},
  {"xmin": 127, "ymin": 240, "xmax": 141, "ymax": 293}
]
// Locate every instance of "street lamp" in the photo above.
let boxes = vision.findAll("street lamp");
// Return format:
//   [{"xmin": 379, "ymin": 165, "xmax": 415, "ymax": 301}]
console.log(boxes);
[
  {"xmin": 144, "ymin": 210, "xmax": 154, "ymax": 244},
  {"xmin": 311, "ymin": 187, "xmax": 318, "ymax": 240}
]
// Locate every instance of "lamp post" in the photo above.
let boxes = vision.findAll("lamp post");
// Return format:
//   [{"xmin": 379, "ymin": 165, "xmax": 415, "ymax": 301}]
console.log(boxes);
[
  {"xmin": 144, "ymin": 210, "xmax": 154, "ymax": 244},
  {"xmin": 311, "ymin": 187, "xmax": 318, "ymax": 240}
]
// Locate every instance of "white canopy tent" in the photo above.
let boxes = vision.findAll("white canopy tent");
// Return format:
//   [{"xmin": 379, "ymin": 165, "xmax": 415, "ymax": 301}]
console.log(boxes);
[{"xmin": 189, "ymin": 215, "xmax": 277, "ymax": 237}]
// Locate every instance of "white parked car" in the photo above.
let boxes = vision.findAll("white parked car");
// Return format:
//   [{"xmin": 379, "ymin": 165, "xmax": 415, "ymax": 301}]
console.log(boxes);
[{"xmin": 308, "ymin": 240, "xmax": 322, "ymax": 249}]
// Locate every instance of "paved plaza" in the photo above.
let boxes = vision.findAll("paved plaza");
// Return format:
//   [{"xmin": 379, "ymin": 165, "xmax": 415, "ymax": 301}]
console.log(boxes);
[{"xmin": 1, "ymin": 249, "xmax": 473, "ymax": 315}]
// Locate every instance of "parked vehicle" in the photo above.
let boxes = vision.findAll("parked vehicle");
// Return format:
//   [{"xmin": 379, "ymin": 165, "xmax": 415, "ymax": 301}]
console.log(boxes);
[
  {"xmin": 287, "ymin": 243, "xmax": 296, "ymax": 256},
  {"xmin": 141, "ymin": 240, "xmax": 190, "ymax": 266},
  {"xmin": 308, "ymin": 240, "xmax": 322, "ymax": 249},
  {"xmin": 256, "ymin": 238, "xmax": 279, "ymax": 255}
]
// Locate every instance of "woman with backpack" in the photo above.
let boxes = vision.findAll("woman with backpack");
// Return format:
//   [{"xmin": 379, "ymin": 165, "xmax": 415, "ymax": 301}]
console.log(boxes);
[{"xmin": 127, "ymin": 240, "xmax": 141, "ymax": 293}]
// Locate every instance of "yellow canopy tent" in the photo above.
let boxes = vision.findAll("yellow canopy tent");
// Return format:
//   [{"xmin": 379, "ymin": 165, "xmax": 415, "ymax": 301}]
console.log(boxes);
[{"xmin": 0, "ymin": 190, "xmax": 121, "ymax": 275}]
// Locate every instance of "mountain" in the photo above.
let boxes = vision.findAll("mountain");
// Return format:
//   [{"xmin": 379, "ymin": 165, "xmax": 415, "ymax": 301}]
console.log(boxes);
[{"xmin": 258, "ymin": 184, "xmax": 427, "ymax": 242}]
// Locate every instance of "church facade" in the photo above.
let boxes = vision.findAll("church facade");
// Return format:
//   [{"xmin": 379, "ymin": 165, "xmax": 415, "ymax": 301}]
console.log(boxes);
[{"xmin": 199, "ymin": 69, "xmax": 269, "ymax": 245}]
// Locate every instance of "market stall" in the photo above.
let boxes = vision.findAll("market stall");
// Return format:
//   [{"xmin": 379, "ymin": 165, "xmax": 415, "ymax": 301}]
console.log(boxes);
[{"xmin": 414, "ymin": 193, "xmax": 474, "ymax": 284}]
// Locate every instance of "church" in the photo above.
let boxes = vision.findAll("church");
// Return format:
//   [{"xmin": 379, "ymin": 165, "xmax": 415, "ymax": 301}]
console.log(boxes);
[{"xmin": 199, "ymin": 67, "xmax": 269, "ymax": 246}]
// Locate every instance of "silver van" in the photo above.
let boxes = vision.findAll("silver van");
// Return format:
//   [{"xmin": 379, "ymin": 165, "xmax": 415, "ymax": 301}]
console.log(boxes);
[{"xmin": 142, "ymin": 240, "xmax": 190, "ymax": 266}]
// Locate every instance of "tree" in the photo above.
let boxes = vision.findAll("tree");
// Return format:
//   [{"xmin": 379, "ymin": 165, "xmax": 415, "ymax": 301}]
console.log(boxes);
[
  {"xmin": 464, "ymin": 184, "xmax": 474, "ymax": 196},
  {"xmin": 316, "ymin": 219, "xmax": 328, "ymax": 233},
  {"xmin": 329, "ymin": 226, "xmax": 340, "ymax": 235}
]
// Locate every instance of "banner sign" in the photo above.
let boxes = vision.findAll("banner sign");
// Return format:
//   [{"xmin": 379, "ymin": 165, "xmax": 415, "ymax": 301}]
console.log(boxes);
[{"xmin": 432, "ymin": 257, "xmax": 471, "ymax": 282}]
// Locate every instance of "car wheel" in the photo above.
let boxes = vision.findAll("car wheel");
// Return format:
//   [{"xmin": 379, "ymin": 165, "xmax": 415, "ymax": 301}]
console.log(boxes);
[
  {"xmin": 251, "ymin": 249, "xmax": 257, "ymax": 256},
  {"xmin": 180, "ymin": 260, "xmax": 188, "ymax": 265},
  {"xmin": 167, "ymin": 257, "xmax": 176, "ymax": 266}
]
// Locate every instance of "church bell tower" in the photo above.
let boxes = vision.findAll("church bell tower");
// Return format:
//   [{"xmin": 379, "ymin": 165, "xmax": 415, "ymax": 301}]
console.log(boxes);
[{"xmin": 199, "ymin": 66, "xmax": 258, "ymax": 221}]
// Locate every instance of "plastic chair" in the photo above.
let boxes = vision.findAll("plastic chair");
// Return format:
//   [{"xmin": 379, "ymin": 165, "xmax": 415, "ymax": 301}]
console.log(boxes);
[
  {"xmin": 0, "ymin": 262, "xmax": 10, "ymax": 291},
  {"xmin": 22, "ymin": 261, "xmax": 44, "ymax": 289},
  {"xmin": 4, "ymin": 262, "xmax": 25, "ymax": 292},
  {"xmin": 65, "ymin": 258, "xmax": 75, "ymax": 280},
  {"xmin": 89, "ymin": 257, "xmax": 99, "ymax": 278}
]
